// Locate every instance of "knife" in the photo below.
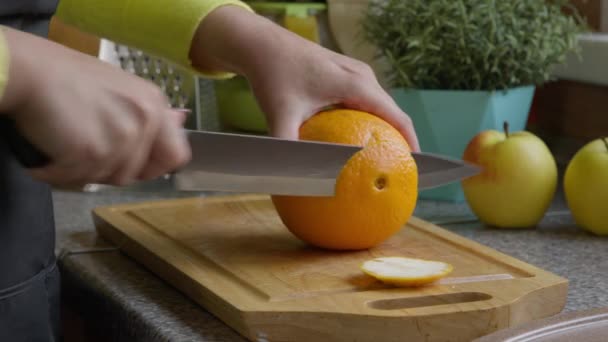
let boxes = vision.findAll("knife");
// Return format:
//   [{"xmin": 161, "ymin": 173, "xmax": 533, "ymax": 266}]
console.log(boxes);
[
  {"xmin": 3, "ymin": 123, "xmax": 480, "ymax": 196},
  {"xmin": 172, "ymin": 130, "xmax": 480, "ymax": 196}
]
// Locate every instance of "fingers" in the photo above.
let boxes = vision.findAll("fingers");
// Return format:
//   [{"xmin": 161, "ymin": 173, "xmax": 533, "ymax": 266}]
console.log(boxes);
[
  {"xmin": 269, "ymin": 117, "xmax": 301, "ymax": 140},
  {"xmin": 267, "ymin": 105, "xmax": 304, "ymax": 140},
  {"xmin": 346, "ymin": 86, "xmax": 420, "ymax": 152},
  {"xmin": 31, "ymin": 108, "xmax": 191, "ymax": 187},
  {"xmin": 326, "ymin": 55, "xmax": 420, "ymax": 151},
  {"xmin": 172, "ymin": 109, "xmax": 189, "ymax": 125},
  {"xmin": 99, "ymin": 103, "xmax": 190, "ymax": 184},
  {"xmin": 138, "ymin": 109, "xmax": 191, "ymax": 181},
  {"xmin": 29, "ymin": 165, "xmax": 88, "ymax": 189},
  {"xmin": 375, "ymin": 94, "xmax": 420, "ymax": 152},
  {"xmin": 28, "ymin": 128, "xmax": 118, "ymax": 188},
  {"xmin": 103, "ymin": 113, "xmax": 160, "ymax": 186}
]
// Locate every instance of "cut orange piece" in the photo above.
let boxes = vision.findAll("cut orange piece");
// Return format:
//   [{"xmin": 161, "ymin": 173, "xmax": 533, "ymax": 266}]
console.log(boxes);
[{"xmin": 361, "ymin": 257, "xmax": 453, "ymax": 287}]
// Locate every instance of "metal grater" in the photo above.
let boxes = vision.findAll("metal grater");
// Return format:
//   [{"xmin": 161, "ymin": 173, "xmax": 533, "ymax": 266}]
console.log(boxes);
[{"xmin": 97, "ymin": 39, "xmax": 222, "ymax": 132}]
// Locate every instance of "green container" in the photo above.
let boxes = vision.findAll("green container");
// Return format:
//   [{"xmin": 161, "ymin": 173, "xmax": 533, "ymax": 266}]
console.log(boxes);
[
  {"xmin": 391, "ymin": 85, "xmax": 535, "ymax": 202},
  {"xmin": 215, "ymin": 77, "xmax": 268, "ymax": 133}
]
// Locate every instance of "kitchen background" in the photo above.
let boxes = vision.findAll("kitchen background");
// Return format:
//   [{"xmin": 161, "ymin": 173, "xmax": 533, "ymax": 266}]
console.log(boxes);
[{"xmin": 47, "ymin": 2, "xmax": 608, "ymax": 340}]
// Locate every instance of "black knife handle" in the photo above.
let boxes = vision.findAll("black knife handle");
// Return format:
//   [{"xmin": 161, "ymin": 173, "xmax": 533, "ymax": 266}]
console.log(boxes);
[{"xmin": 1, "ymin": 119, "xmax": 50, "ymax": 168}]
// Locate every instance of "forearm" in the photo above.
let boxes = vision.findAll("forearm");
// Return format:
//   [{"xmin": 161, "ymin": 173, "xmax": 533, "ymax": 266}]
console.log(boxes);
[
  {"xmin": 0, "ymin": 27, "xmax": 39, "ymax": 115},
  {"xmin": 55, "ymin": 0, "xmax": 252, "ymax": 78},
  {"xmin": 190, "ymin": 5, "xmax": 317, "ymax": 83},
  {"xmin": 190, "ymin": 5, "xmax": 288, "ymax": 77}
]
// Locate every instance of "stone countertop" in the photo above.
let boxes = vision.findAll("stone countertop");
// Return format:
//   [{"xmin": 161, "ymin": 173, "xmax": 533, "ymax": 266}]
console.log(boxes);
[{"xmin": 54, "ymin": 186, "xmax": 608, "ymax": 341}]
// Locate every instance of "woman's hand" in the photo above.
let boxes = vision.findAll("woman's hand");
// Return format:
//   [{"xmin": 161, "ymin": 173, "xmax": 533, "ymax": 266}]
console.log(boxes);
[
  {"xmin": 190, "ymin": 5, "xmax": 419, "ymax": 151},
  {"xmin": 0, "ymin": 27, "xmax": 191, "ymax": 187}
]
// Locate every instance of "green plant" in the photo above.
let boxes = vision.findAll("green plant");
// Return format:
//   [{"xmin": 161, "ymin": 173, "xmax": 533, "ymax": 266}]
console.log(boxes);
[{"xmin": 362, "ymin": 0, "xmax": 588, "ymax": 91}]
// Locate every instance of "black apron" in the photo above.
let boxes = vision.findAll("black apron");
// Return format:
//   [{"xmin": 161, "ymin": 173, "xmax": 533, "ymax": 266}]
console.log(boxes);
[{"xmin": 0, "ymin": 0, "xmax": 61, "ymax": 341}]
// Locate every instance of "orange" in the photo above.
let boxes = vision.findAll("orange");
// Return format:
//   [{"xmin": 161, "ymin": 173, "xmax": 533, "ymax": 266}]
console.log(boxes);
[
  {"xmin": 271, "ymin": 109, "xmax": 418, "ymax": 250},
  {"xmin": 361, "ymin": 257, "xmax": 453, "ymax": 287}
]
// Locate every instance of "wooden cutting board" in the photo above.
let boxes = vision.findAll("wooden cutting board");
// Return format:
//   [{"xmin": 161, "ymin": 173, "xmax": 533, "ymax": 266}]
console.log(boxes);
[{"xmin": 93, "ymin": 194, "xmax": 568, "ymax": 342}]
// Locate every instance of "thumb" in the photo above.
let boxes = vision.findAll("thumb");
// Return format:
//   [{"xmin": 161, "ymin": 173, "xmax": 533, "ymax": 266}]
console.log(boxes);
[{"xmin": 268, "ymin": 115, "xmax": 302, "ymax": 140}]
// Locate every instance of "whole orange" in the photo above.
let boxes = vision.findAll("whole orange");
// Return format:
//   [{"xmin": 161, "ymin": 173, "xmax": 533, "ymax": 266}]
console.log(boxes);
[{"xmin": 271, "ymin": 109, "xmax": 418, "ymax": 250}]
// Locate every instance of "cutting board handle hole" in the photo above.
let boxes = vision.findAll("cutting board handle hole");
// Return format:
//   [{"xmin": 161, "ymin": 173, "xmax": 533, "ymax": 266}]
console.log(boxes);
[{"xmin": 367, "ymin": 292, "xmax": 492, "ymax": 310}]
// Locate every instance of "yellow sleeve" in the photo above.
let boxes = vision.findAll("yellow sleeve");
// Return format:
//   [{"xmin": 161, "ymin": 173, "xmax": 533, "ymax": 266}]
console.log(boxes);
[
  {"xmin": 55, "ymin": 0, "xmax": 253, "ymax": 79},
  {"xmin": 0, "ymin": 28, "xmax": 10, "ymax": 102}
]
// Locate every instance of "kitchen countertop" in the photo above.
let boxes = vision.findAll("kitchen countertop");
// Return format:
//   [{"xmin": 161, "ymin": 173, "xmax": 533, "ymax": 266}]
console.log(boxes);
[{"xmin": 54, "ymin": 182, "xmax": 608, "ymax": 341}]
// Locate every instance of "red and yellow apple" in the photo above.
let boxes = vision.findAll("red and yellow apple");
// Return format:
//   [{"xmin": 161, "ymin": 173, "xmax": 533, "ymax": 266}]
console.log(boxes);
[
  {"xmin": 564, "ymin": 138, "xmax": 608, "ymax": 235},
  {"xmin": 461, "ymin": 123, "xmax": 557, "ymax": 228}
]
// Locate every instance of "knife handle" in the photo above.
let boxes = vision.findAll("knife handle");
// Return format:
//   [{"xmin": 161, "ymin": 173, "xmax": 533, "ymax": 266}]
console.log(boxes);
[{"xmin": 1, "ymin": 119, "xmax": 50, "ymax": 168}]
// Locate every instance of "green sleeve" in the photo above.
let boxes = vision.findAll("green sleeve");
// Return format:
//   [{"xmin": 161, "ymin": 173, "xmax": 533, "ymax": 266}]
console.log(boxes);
[
  {"xmin": 55, "ymin": 0, "xmax": 252, "ymax": 79},
  {"xmin": 0, "ymin": 28, "xmax": 9, "ymax": 101}
]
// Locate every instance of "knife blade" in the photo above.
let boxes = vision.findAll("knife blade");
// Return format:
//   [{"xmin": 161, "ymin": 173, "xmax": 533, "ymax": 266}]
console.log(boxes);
[
  {"xmin": 173, "ymin": 130, "xmax": 362, "ymax": 196},
  {"xmin": 171, "ymin": 130, "xmax": 480, "ymax": 195},
  {"xmin": 412, "ymin": 152, "xmax": 481, "ymax": 190}
]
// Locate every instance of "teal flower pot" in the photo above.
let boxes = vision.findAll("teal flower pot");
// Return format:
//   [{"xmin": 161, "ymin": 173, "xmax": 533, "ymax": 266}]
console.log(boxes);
[{"xmin": 391, "ymin": 85, "xmax": 535, "ymax": 202}]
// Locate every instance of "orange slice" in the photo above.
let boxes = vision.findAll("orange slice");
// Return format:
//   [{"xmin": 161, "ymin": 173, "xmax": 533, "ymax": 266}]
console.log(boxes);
[{"xmin": 361, "ymin": 257, "xmax": 453, "ymax": 286}]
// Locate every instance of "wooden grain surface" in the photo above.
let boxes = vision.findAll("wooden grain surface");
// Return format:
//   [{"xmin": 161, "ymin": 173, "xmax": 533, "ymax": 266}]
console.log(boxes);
[{"xmin": 93, "ymin": 194, "xmax": 568, "ymax": 342}]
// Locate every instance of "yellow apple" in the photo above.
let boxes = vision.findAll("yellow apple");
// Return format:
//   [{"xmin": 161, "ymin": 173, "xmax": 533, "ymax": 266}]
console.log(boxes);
[
  {"xmin": 564, "ymin": 138, "xmax": 608, "ymax": 235},
  {"xmin": 461, "ymin": 122, "xmax": 558, "ymax": 228}
]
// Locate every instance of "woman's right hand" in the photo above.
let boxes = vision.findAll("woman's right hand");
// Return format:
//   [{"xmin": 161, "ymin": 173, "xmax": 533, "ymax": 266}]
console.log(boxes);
[{"xmin": 0, "ymin": 27, "xmax": 191, "ymax": 188}]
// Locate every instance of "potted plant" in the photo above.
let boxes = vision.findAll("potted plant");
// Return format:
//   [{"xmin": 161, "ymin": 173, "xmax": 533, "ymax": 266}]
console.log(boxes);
[{"xmin": 361, "ymin": 0, "xmax": 587, "ymax": 202}]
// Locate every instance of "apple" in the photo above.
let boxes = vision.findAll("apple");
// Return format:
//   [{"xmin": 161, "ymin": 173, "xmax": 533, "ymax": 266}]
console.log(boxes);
[
  {"xmin": 461, "ymin": 122, "xmax": 558, "ymax": 228},
  {"xmin": 564, "ymin": 138, "xmax": 608, "ymax": 235}
]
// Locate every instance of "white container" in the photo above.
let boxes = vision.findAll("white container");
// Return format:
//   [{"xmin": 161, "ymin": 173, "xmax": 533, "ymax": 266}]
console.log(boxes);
[{"xmin": 552, "ymin": 33, "xmax": 608, "ymax": 86}]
